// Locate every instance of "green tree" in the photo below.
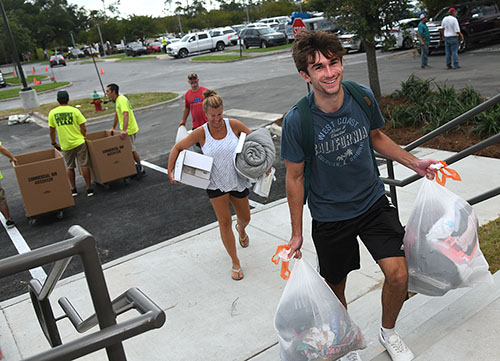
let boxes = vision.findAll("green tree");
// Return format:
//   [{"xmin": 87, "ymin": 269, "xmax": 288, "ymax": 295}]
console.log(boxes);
[
  {"xmin": 307, "ymin": 0, "xmax": 409, "ymax": 102},
  {"xmin": 423, "ymin": 0, "xmax": 455, "ymax": 17},
  {"xmin": 123, "ymin": 15, "xmax": 161, "ymax": 40}
]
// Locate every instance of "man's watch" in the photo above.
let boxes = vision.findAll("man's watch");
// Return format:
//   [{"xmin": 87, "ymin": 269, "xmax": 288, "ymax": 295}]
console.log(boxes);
[{"xmin": 51, "ymin": 142, "xmax": 57, "ymax": 145}]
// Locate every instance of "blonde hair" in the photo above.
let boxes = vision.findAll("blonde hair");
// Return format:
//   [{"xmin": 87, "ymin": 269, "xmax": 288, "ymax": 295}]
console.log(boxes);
[{"xmin": 202, "ymin": 89, "xmax": 223, "ymax": 113}]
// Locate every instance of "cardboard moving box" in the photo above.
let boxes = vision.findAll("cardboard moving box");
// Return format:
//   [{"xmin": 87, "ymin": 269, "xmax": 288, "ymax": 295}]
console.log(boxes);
[
  {"xmin": 85, "ymin": 130, "xmax": 137, "ymax": 184},
  {"xmin": 174, "ymin": 150, "xmax": 213, "ymax": 189},
  {"xmin": 14, "ymin": 149, "xmax": 74, "ymax": 217}
]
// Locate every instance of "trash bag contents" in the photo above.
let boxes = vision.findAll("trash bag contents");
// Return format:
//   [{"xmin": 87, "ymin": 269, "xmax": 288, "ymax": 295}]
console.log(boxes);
[
  {"xmin": 404, "ymin": 178, "xmax": 493, "ymax": 296},
  {"xmin": 274, "ymin": 258, "xmax": 365, "ymax": 360}
]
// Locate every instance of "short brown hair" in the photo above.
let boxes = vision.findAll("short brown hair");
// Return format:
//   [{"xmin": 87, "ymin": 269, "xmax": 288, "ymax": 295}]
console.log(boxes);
[
  {"xmin": 202, "ymin": 89, "xmax": 223, "ymax": 113},
  {"xmin": 292, "ymin": 31, "xmax": 346, "ymax": 74}
]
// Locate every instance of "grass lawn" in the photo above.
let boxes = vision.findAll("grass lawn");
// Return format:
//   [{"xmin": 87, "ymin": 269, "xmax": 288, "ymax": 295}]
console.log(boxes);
[
  {"xmin": 225, "ymin": 43, "xmax": 293, "ymax": 53},
  {"xmin": 191, "ymin": 55, "xmax": 251, "ymax": 61},
  {"xmin": 0, "ymin": 92, "xmax": 178, "ymax": 119},
  {"xmin": 479, "ymin": 216, "xmax": 500, "ymax": 273},
  {"xmin": 5, "ymin": 75, "xmax": 48, "ymax": 85},
  {"xmin": 0, "ymin": 82, "xmax": 70, "ymax": 100}
]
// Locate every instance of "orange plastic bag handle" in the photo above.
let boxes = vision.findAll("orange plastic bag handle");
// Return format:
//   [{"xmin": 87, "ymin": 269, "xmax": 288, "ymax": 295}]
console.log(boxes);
[
  {"xmin": 435, "ymin": 161, "xmax": 461, "ymax": 186},
  {"xmin": 272, "ymin": 245, "xmax": 291, "ymax": 280}
]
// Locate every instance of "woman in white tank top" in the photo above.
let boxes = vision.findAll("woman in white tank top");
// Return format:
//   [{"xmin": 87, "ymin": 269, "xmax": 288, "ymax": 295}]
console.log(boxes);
[{"xmin": 168, "ymin": 89, "xmax": 252, "ymax": 281}]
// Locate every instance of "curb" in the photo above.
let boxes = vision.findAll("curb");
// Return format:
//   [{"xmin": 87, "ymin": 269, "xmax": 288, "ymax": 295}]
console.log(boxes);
[{"xmin": 0, "ymin": 82, "xmax": 74, "ymax": 104}]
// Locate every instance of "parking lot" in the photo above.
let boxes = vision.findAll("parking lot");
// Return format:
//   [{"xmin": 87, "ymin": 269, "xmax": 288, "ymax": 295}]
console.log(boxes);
[{"xmin": 1, "ymin": 42, "xmax": 499, "ymax": 301}]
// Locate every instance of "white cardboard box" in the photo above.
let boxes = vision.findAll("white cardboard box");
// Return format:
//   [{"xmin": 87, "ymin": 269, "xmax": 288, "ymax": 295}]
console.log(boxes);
[{"xmin": 174, "ymin": 150, "xmax": 213, "ymax": 189}]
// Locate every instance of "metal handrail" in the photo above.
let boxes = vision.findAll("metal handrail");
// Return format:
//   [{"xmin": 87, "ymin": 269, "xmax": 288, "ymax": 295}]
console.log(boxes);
[
  {"xmin": 376, "ymin": 92, "xmax": 500, "ymax": 210},
  {"xmin": 0, "ymin": 225, "xmax": 165, "ymax": 361}
]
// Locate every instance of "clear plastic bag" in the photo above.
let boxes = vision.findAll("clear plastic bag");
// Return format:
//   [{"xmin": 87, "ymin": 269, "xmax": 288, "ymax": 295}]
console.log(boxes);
[
  {"xmin": 403, "ymin": 178, "xmax": 493, "ymax": 296},
  {"xmin": 274, "ymin": 258, "xmax": 366, "ymax": 361}
]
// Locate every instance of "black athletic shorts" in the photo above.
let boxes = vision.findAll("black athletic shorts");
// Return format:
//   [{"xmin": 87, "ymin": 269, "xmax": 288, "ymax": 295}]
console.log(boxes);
[
  {"xmin": 311, "ymin": 195, "xmax": 405, "ymax": 285},
  {"xmin": 206, "ymin": 188, "xmax": 249, "ymax": 199}
]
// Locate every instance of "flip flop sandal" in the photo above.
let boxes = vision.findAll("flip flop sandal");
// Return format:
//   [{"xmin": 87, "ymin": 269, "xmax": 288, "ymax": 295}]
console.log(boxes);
[
  {"xmin": 232, "ymin": 268, "xmax": 244, "ymax": 281},
  {"xmin": 235, "ymin": 223, "xmax": 249, "ymax": 248}
]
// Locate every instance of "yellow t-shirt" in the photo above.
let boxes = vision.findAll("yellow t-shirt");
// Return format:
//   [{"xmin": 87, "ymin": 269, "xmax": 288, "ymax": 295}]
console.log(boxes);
[
  {"xmin": 48, "ymin": 105, "xmax": 87, "ymax": 151},
  {"xmin": 116, "ymin": 95, "xmax": 138, "ymax": 135}
]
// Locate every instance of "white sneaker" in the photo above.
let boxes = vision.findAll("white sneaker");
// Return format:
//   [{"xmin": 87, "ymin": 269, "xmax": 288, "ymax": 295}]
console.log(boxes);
[
  {"xmin": 340, "ymin": 350, "xmax": 362, "ymax": 361},
  {"xmin": 379, "ymin": 330, "xmax": 415, "ymax": 361}
]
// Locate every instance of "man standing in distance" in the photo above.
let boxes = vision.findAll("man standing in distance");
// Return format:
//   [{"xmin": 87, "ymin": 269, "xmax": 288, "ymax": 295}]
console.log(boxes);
[
  {"xmin": 179, "ymin": 72, "xmax": 208, "ymax": 130},
  {"xmin": 281, "ymin": 31, "xmax": 440, "ymax": 361},
  {"xmin": 417, "ymin": 13, "xmax": 430, "ymax": 69},
  {"xmin": 49, "ymin": 90, "xmax": 94, "ymax": 197},
  {"xmin": 440, "ymin": 7, "xmax": 464, "ymax": 69},
  {"xmin": 106, "ymin": 83, "xmax": 145, "ymax": 177}
]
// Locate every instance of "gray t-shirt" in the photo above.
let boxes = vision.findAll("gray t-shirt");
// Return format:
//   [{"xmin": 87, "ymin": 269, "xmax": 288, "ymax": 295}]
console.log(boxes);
[{"xmin": 280, "ymin": 84, "xmax": 385, "ymax": 222}]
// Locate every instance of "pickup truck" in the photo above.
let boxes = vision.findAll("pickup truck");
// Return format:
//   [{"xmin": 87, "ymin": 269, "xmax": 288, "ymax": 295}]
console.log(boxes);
[{"xmin": 166, "ymin": 31, "xmax": 230, "ymax": 58}]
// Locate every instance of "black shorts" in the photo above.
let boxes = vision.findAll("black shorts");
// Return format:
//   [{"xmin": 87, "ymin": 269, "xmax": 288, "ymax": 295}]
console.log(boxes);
[
  {"xmin": 206, "ymin": 188, "xmax": 249, "ymax": 199},
  {"xmin": 312, "ymin": 195, "xmax": 405, "ymax": 285}
]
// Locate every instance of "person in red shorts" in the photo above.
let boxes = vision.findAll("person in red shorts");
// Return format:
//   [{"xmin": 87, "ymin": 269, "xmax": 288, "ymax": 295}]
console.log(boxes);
[{"xmin": 179, "ymin": 72, "xmax": 208, "ymax": 130}]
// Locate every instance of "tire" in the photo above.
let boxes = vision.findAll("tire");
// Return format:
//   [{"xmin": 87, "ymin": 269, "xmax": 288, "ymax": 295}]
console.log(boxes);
[
  {"xmin": 402, "ymin": 38, "xmax": 412, "ymax": 50},
  {"xmin": 179, "ymin": 49, "xmax": 188, "ymax": 58},
  {"xmin": 63, "ymin": 62, "xmax": 66, "ymax": 66},
  {"xmin": 260, "ymin": 40, "xmax": 268, "ymax": 49},
  {"xmin": 358, "ymin": 42, "xmax": 365, "ymax": 52},
  {"xmin": 244, "ymin": 41, "xmax": 250, "ymax": 49},
  {"xmin": 216, "ymin": 42, "xmax": 225, "ymax": 51}
]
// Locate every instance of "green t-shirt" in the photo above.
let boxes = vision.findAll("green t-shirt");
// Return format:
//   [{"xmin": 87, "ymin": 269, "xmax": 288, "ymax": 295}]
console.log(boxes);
[
  {"xmin": 116, "ymin": 95, "xmax": 139, "ymax": 135},
  {"xmin": 48, "ymin": 105, "xmax": 87, "ymax": 151}
]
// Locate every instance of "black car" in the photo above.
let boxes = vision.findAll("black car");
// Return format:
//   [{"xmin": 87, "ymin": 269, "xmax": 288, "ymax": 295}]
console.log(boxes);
[
  {"xmin": 125, "ymin": 42, "xmax": 147, "ymax": 56},
  {"xmin": 67, "ymin": 48, "xmax": 85, "ymax": 59},
  {"xmin": 427, "ymin": 0, "xmax": 500, "ymax": 53},
  {"xmin": 0, "ymin": 70, "xmax": 6, "ymax": 87},
  {"xmin": 239, "ymin": 26, "xmax": 287, "ymax": 49}
]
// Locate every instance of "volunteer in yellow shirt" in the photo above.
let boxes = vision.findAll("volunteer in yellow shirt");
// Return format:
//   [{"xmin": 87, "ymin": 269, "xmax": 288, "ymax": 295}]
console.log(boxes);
[
  {"xmin": 0, "ymin": 140, "xmax": 17, "ymax": 228},
  {"xmin": 48, "ymin": 90, "xmax": 94, "ymax": 197},
  {"xmin": 106, "ymin": 83, "xmax": 146, "ymax": 177}
]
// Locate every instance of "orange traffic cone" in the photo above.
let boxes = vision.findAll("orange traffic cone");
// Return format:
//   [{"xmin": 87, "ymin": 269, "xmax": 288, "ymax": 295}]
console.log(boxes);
[
  {"xmin": 100, "ymin": 67, "xmax": 104, "ymax": 74},
  {"xmin": 32, "ymin": 67, "xmax": 35, "ymax": 74},
  {"xmin": 13, "ymin": 72, "xmax": 17, "ymax": 78},
  {"xmin": 45, "ymin": 66, "xmax": 49, "ymax": 72}
]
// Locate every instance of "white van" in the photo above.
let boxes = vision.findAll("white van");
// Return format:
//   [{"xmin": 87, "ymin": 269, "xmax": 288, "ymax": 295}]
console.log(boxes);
[{"xmin": 258, "ymin": 16, "xmax": 291, "ymax": 26}]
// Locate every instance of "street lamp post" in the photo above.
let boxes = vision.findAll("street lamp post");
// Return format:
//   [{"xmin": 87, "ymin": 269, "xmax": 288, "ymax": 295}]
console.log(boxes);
[
  {"xmin": 96, "ymin": 24, "xmax": 106, "ymax": 56},
  {"xmin": 70, "ymin": 31, "xmax": 76, "ymax": 49},
  {"xmin": 0, "ymin": 0, "xmax": 39, "ymax": 109},
  {"xmin": 177, "ymin": 13, "xmax": 183, "ymax": 36}
]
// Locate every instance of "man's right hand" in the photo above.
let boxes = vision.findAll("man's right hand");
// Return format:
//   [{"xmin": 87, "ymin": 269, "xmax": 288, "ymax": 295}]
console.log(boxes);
[
  {"xmin": 178, "ymin": 120, "xmax": 186, "ymax": 127},
  {"xmin": 288, "ymin": 235, "xmax": 304, "ymax": 259}
]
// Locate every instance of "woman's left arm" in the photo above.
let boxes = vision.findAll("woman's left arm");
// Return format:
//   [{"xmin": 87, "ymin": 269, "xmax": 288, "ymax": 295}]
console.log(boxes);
[{"xmin": 229, "ymin": 118, "xmax": 252, "ymax": 136}]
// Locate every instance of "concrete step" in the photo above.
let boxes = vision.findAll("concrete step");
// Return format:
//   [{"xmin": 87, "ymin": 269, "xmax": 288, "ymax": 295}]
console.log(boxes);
[{"xmin": 362, "ymin": 271, "xmax": 500, "ymax": 361}]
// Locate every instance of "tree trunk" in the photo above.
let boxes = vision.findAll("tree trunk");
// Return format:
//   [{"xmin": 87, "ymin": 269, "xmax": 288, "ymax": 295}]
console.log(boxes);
[{"xmin": 364, "ymin": 41, "xmax": 382, "ymax": 104}]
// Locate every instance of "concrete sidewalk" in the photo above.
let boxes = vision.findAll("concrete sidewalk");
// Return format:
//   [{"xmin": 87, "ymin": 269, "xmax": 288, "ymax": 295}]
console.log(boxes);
[{"xmin": 0, "ymin": 148, "xmax": 499, "ymax": 360}]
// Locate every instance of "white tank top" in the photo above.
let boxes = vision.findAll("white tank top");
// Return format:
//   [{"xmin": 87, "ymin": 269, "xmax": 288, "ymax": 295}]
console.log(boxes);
[{"xmin": 201, "ymin": 118, "xmax": 251, "ymax": 192}]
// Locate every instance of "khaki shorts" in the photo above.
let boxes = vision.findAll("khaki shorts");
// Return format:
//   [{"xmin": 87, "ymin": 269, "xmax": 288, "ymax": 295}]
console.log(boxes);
[
  {"xmin": 0, "ymin": 183, "xmax": 6, "ymax": 206},
  {"xmin": 129, "ymin": 134, "xmax": 137, "ymax": 152},
  {"xmin": 63, "ymin": 142, "xmax": 90, "ymax": 169}
]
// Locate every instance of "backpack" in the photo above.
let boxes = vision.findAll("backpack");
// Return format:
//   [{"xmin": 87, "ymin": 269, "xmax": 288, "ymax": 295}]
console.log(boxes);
[{"xmin": 295, "ymin": 80, "xmax": 379, "ymax": 203}]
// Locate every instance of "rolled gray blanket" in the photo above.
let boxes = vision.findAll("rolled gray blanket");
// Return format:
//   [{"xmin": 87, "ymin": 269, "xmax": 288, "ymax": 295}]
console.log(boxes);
[{"xmin": 235, "ymin": 128, "xmax": 276, "ymax": 181}]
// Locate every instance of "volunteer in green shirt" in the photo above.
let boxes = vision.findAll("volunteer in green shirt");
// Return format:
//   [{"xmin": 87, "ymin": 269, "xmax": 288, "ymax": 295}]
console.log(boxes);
[
  {"xmin": 48, "ymin": 90, "xmax": 94, "ymax": 197},
  {"xmin": 417, "ymin": 13, "xmax": 430, "ymax": 69},
  {"xmin": 106, "ymin": 83, "xmax": 146, "ymax": 177},
  {"xmin": 0, "ymin": 141, "xmax": 17, "ymax": 228}
]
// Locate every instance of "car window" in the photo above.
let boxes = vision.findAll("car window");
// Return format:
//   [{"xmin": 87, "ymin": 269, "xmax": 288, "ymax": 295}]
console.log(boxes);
[
  {"xmin": 181, "ymin": 35, "xmax": 190, "ymax": 42},
  {"xmin": 258, "ymin": 28, "xmax": 273, "ymax": 35},
  {"xmin": 189, "ymin": 36, "xmax": 196, "ymax": 42},
  {"xmin": 472, "ymin": 2, "xmax": 498, "ymax": 17},
  {"xmin": 199, "ymin": 33, "xmax": 208, "ymax": 40}
]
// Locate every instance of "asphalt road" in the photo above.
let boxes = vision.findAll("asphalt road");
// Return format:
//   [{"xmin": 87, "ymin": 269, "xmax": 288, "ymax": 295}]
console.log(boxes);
[{"xmin": 1, "ymin": 42, "xmax": 499, "ymax": 301}]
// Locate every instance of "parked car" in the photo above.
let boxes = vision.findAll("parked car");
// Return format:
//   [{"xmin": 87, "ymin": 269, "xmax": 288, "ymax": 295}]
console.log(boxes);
[
  {"xmin": 258, "ymin": 16, "xmax": 291, "ymax": 26},
  {"xmin": 67, "ymin": 48, "xmax": 85, "ymax": 59},
  {"xmin": 231, "ymin": 24, "xmax": 247, "ymax": 34},
  {"xmin": 146, "ymin": 41, "xmax": 162, "ymax": 53},
  {"xmin": 239, "ymin": 26, "xmax": 287, "ymax": 48},
  {"xmin": 285, "ymin": 16, "xmax": 339, "ymax": 42},
  {"xmin": 167, "ymin": 31, "xmax": 230, "ymax": 58},
  {"xmin": 385, "ymin": 18, "xmax": 420, "ymax": 49},
  {"xmin": 49, "ymin": 54, "xmax": 66, "ymax": 67},
  {"xmin": 0, "ymin": 70, "xmax": 6, "ymax": 88},
  {"xmin": 125, "ymin": 42, "xmax": 147, "ymax": 56},
  {"xmin": 427, "ymin": 1, "xmax": 500, "ymax": 53},
  {"xmin": 219, "ymin": 27, "xmax": 239, "ymax": 45},
  {"xmin": 338, "ymin": 33, "xmax": 383, "ymax": 53}
]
